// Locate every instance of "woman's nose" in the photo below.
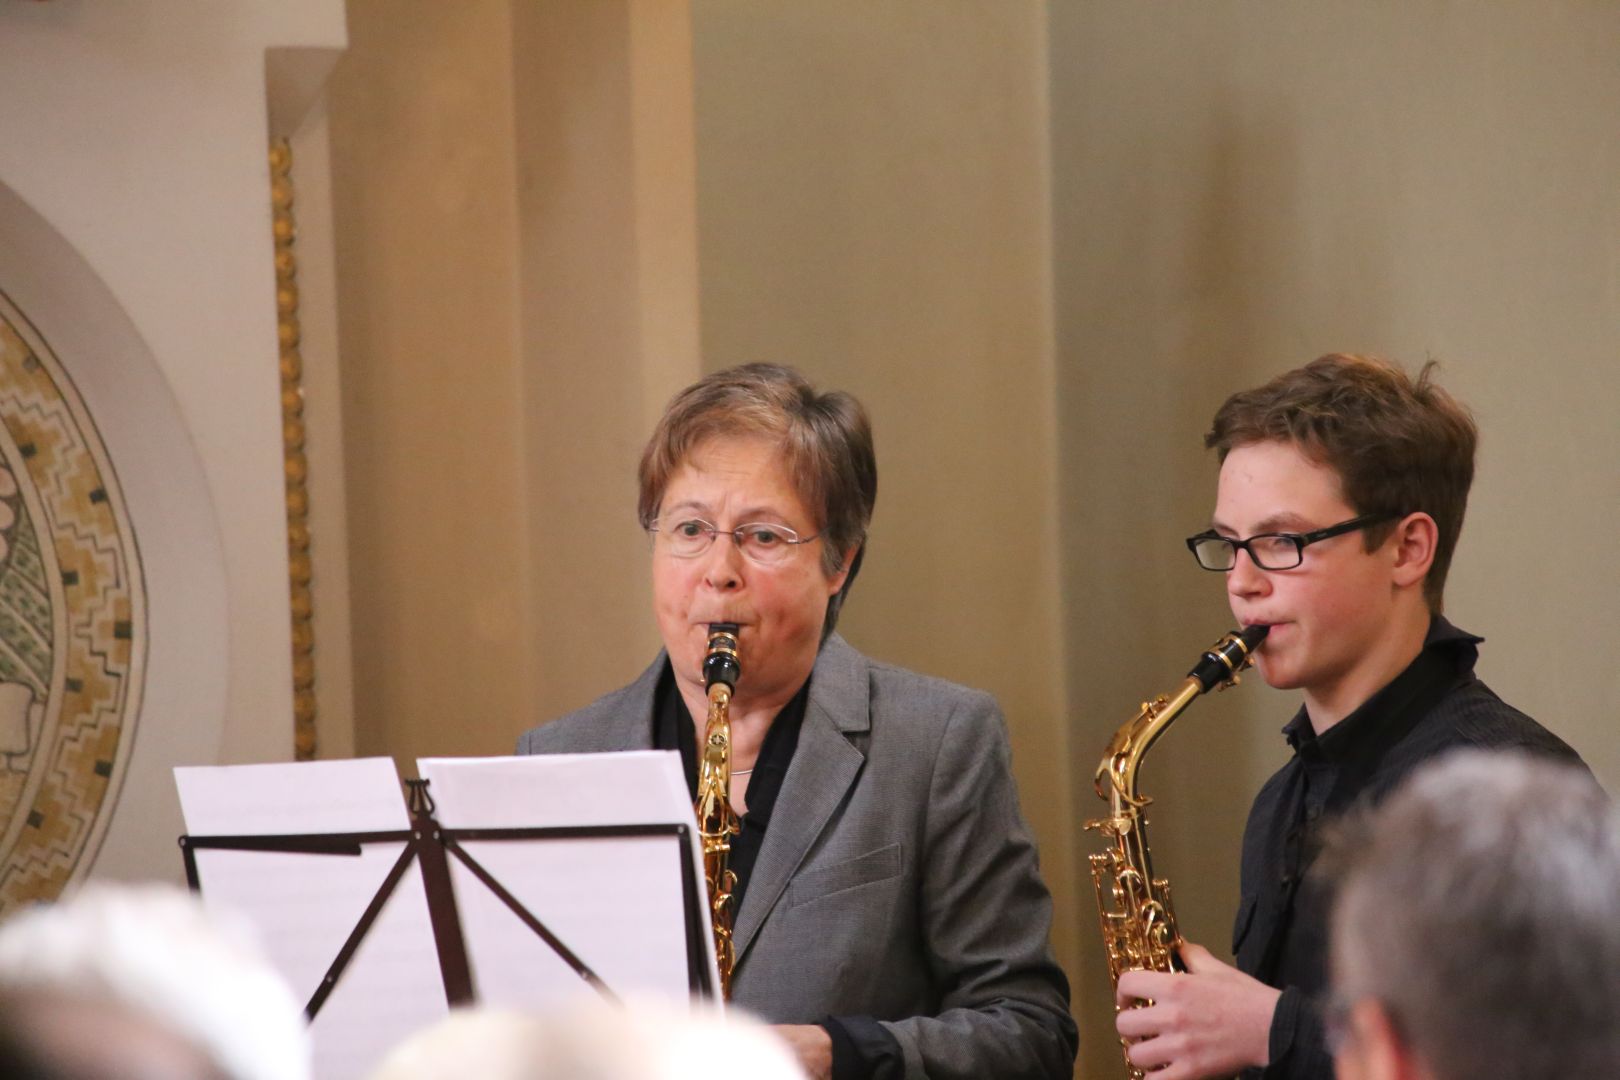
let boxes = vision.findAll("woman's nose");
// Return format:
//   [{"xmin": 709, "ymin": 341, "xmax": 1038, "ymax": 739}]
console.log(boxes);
[{"xmin": 701, "ymin": 533, "xmax": 745, "ymax": 590}]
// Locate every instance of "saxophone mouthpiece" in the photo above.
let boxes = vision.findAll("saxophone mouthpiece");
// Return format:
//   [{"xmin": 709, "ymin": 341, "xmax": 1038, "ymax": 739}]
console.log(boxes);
[
  {"xmin": 703, "ymin": 623, "xmax": 741, "ymax": 694},
  {"xmin": 1187, "ymin": 624, "xmax": 1270, "ymax": 693},
  {"xmin": 1238, "ymin": 623, "xmax": 1271, "ymax": 651}
]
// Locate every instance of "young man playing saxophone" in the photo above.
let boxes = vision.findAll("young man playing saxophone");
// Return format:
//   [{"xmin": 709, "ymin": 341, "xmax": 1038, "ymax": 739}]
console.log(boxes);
[{"xmin": 1112, "ymin": 354, "xmax": 1584, "ymax": 1080}]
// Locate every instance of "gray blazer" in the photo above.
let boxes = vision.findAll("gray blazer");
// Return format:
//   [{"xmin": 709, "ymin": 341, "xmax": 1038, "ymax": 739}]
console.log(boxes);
[{"xmin": 517, "ymin": 634, "xmax": 1076, "ymax": 1079}]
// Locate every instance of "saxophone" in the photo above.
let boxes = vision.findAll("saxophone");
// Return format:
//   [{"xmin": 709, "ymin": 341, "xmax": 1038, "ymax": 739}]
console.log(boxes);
[
  {"xmin": 695, "ymin": 622, "xmax": 742, "ymax": 1000},
  {"xmin": 1086, "ymin": 624, "xmax": 1268, "ymax": 1080}
]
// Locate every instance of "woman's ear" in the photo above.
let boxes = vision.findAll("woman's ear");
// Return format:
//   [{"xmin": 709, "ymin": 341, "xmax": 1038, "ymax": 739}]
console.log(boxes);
[{"xmin": 826, "ymin": 545, "xmax": 860, "ymax": 596}]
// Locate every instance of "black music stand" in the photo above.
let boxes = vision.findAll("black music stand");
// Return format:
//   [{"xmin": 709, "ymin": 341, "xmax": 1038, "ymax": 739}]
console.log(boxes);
[{"xmin": 180, "ymin": 778, "xmax": 715, "ymax": 1020}]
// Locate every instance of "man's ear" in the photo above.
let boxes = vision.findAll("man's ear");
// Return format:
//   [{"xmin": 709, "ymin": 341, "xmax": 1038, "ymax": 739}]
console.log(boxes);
[
  {"xmin": 1345, "ymin": 1000, "xmax": 1432, "ymax": 1080},
  {"xmin": 1389, "ymin": 512, "xmax": 1438, "ymax": 590}
]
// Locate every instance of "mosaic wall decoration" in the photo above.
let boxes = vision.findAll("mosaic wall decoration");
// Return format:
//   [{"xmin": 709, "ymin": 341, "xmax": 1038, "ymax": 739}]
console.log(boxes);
[{"xmin": 0, "ymin": 292, "xmax": 145, "ymax": 912}]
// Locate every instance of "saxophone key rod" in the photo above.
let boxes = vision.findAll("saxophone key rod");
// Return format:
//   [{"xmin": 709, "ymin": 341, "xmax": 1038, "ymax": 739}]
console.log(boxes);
[{"xmin": 697, "ymin": 621, "xmax": 742, "ymax": 1000}]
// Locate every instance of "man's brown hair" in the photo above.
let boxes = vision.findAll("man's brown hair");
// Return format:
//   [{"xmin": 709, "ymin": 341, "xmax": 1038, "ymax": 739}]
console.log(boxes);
[
  {"xmin": 639, "ymin": 363, "xmax": 878, "ymax": 635},
  {"xmin": 1205, "ymin": 354, "xmax": 1477, "ymax": 611}
]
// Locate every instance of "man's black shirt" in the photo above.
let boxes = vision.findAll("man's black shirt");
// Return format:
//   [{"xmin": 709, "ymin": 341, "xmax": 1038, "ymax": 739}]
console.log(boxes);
[{"xmin": 1233, "ymin": 617, "xmax": 1584, "ymax": 1080}]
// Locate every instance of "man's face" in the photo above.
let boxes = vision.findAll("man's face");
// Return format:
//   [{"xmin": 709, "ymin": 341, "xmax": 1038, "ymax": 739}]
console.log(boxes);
[
  {"xmin": 651, "ymin": 435, "xmax": 849, "ymax": 710},
  {"xmin": 1213, "ymin": 440, "xmax": 1401, "ymax": 713}
]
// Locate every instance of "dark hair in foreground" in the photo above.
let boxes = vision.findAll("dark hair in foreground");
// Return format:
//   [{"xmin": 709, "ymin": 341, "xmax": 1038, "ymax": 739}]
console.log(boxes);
[
  {"xmin": 1328, "ymin": 751, "xmax": 1620, "ymax": 1080},
  {"xmin": 1206, "ymin": 354, "xmax": 1477, "ymax": 611},
  {"xmin": 639, "ymin": 363, "xmax": 878, "ymax": 635}
]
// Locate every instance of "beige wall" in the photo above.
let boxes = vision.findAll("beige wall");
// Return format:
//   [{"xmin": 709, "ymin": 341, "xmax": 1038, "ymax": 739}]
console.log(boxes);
[
  {"xmin": 325, "ymin": 3, "xmax": 1618, "ymax": 1077},
  {"xmin": 689, "ymin": 0, "xmax": 1084, "ymax": 1017},
  {"xmin": 330, "ymin": 0, "xmax": 531, "ymax": 766},
  {"xmin": 329, "ymin": 1, "xmax": 700, "ymax": 768},
  {"xmin": 1050, "ymin": 4, "xmax": 1620, "ymax": 1072},
  {"xmin": 511, "ymin": 0, "xmax": 702, "ymax": 722}
]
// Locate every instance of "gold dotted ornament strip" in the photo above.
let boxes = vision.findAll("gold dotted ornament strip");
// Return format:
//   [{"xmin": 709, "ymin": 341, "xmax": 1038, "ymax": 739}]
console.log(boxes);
[{"xmin": 271, "ymin": 138, "xmax": 316, "ymax": 761}]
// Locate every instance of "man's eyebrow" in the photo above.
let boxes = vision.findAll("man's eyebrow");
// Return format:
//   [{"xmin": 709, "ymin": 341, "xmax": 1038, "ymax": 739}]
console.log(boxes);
[
  {"xmin": 1251, "ymin": 512, "xmax": 1318, "ymax": 534},
  {"xmin": 1209, "ymin": 512, "xmax": 1318, "ymax": 536}
]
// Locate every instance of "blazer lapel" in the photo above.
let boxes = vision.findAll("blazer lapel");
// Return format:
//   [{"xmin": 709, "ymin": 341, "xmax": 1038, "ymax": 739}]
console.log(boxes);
[{"xmin": 731, "ymin": 635, "xmax": 869, "ymax": 962}]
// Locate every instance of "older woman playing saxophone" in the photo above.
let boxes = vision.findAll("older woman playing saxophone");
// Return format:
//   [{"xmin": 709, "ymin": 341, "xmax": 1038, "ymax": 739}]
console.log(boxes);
[{"xmin": 518, "ymin": 363, "xmax": 1074, "ymax": 1080}]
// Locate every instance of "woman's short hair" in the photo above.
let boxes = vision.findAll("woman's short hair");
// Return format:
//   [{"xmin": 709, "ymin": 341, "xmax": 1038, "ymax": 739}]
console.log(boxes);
[
  {"xmin": 1205, "ymin": 354, "xmax": 1477, "ymax": 612},
  {"xmin": 638, "ymin": 363, "xmax": 877, "ymax": 635}
]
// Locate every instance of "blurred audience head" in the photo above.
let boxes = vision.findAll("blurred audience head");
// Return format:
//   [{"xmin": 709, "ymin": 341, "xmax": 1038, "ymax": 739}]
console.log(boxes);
[
  {"xmin": 368, "ymin": 997, "xmax": 805, "ymax": 1080},
  {"xmin": 0, "ymin": 884, "xmax": 309, "ymax": 1080},
  {"xmin": 1328, "ymin": 750, "xmax": 1620, "ymax": 1080}
]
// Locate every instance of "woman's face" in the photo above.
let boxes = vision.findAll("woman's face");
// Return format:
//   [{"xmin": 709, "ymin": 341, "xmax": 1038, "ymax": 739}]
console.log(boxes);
[{"xmin": 651, "ymin": 435, "xmax": 851, "ymax": 711}]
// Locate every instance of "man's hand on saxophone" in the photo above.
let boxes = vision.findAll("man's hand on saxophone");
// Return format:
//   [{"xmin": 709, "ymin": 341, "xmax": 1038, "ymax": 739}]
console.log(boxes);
[{"xmin": 1114, "ymin": 942, "xmax": 1280, "ymax": 1080}]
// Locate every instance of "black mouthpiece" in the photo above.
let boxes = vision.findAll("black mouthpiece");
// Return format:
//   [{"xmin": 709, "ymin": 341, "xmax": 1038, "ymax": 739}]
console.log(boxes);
[
  {"xmin": 1187, "ymin": 624, "xmax": 1270, "ymax": 693},
  {"xmin": 703, "ymin": 623, "xmax": 741, "ymax": 693}
]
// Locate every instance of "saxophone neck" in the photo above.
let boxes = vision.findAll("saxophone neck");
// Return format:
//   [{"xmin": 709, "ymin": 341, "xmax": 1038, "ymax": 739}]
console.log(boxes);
[
  {"xmin": 1094, "ymin": 676, "xmax": 1204, "ymax": 807},
  {"xmin": 701, "ymin": 703, "xmax": 730, "ymax": 769},
  {"xmin": 699, "ymin": 624, "xmax": 738, "ymax": 773},
  {"xmin": 1093, "ymin": 625, "xmax": 1270, "ymax": 806}
]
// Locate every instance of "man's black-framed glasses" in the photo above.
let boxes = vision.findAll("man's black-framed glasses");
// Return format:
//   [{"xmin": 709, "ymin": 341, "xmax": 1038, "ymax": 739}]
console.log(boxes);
[{"xmin": 1185, "ymin": 512, "xmax": 1403, "ymax": 572}]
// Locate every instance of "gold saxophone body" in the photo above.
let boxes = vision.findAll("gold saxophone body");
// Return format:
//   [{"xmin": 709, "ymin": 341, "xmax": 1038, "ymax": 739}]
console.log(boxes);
[
  {"xmin": 695, "ymin": 623, "xmax": 742, "ymax": 1000},
  {"xmin": 1086, "ymin": 625, "xmax": 1268, "ymax": 1079}
]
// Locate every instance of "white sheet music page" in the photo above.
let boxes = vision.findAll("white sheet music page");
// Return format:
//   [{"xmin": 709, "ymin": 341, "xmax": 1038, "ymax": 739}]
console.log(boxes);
[
  {"xmin": 416, "ymin": 751, "xmax": 716, "ymax": 1011},
  {"xmin": 175, "ymin": 758, "xmax": 448, "ymax": 1080}
]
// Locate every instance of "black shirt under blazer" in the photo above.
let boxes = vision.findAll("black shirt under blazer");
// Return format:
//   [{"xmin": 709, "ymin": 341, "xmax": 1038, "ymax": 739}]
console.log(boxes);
[{"xmin": 516, "ymin": 633, "xmax": 1077, "ymax": 1080}]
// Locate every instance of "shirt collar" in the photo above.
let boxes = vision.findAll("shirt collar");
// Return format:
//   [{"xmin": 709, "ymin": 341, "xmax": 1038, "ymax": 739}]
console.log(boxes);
[{"xmin": 1281, "ymin": 615, "xmax": 1482, "ymax": 755}]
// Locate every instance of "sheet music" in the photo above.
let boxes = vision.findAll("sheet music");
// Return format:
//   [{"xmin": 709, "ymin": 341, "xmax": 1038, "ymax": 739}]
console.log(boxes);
[
  {"xmin": 175, "ymin": 753, "xmax": 715, "ymax": 1080},
  {"xmin": 175, "ymin": 759, "xmax": 448, "ymax": 1080},
  {"xmin": 417, "ymin": 752, "xmax": 716, "ymax": 1009}
]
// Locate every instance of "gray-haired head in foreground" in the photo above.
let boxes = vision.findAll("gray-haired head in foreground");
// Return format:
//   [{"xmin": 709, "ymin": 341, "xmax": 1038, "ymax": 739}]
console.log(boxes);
[
  {"xmin": 0, "ymin": 884, "xmax": 309, "ymax": 1080},
  {"xmin": 1329, "ymin": 750, "xmax": 1619, "ymax": 1080},
  {"xmin": 367, "ymin": 998, "xmax": 806, "ymax": 1080}
]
